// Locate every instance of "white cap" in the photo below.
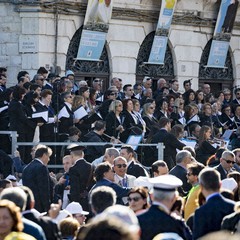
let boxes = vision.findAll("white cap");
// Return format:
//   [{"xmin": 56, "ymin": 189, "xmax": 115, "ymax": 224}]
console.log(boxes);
[
  {"xmin": 54, "ymin": 209, "xmax": 72, "ymax": 223},
  {"xmin": 101, "ymin": 205, "xmax": 140, "ymax": 232},
  {"xmin": 134, "ymin": 176, "xmax": 152, "ymax": 190},
  {"xmin": 221, "ymin": 178, "xmax": 237, "ymax": 192},
  {"xmin": 153, "ymin": 232, "xmax": 184, "ymax": 240},
  {"xmin": 149, "ymin": 175, "xmax": 183, "ymax": 192},
  {"xmin": 65, "ymin": 202, "xmax": 89, "ymax": 215}
]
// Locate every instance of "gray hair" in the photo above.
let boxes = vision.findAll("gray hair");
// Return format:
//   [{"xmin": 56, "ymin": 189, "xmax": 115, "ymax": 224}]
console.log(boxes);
[
  {"xmin": 176, "ymin": 150, "xmax": 191, "ymax": 164},
  {"xmin": 221, "ymin": 150, "xmax": 235, "ymax": 160},
  {"xmin": 153, "ymin": 189, "xmax": 176, "ymax": 202},
  {"xmin": 0, "ymin": 187, "xmax": 27, "ymax": 211},
  {"xmin": 113, "ymin": 156, "xmax": 127, "ymax": 165},
  {"xmin": 105, "ymin": 147, "xmax": 120, "ymax": 158}
]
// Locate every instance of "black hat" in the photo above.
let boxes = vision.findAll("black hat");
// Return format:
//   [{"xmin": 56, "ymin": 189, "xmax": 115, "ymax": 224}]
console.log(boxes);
[{"xmin": 67, "ymin": 143, "xmax": 85, "ymax": 152}]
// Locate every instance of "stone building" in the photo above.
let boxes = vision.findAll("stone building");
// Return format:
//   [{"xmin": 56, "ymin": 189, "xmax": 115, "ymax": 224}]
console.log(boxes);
[{"xmin": 0, "ymin": 0, "xmax": 240, "ymax": 93}]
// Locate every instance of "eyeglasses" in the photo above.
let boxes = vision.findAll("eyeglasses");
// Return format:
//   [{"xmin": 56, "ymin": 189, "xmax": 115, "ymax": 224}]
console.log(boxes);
[
  {"xmin": 223, "ymin": 159, "xmax": 235, "ymax": 164},
  {"xmin": 127, "ymin": 196, "xmax": 142, "ymax": 202},
  {"xmin": 115, "ymin": 164, "xmax": 127, "ymax": 168}
]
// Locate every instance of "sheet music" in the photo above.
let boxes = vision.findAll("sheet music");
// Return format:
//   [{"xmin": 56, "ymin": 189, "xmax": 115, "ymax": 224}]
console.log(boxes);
[
  {"xmin": 222, "ymin": 129, "xmax": 233, "ymax": 140},
  {"xmin": 0, "ymin": 105, "xmax": 8, "ymax": 113},
  {"xmin": 58, "ymin": 106, "xmax": 70, "ymax": 119},
  {"xmin": 74, "ymin": 106, "xmax": 88, "ymax": 120},
  {"xmin": 32, "ymin": 111, "xmax": 48, "ymax": 122},
  {"xmin": 126, "ymin": 135, "xmax": 142, "ymax": 151}
]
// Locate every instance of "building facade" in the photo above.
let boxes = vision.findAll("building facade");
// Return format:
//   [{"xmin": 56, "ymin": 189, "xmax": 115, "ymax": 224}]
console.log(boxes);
[{"xmin": 0, "ymin": 0, "xmax": 240, "ymax": 93}]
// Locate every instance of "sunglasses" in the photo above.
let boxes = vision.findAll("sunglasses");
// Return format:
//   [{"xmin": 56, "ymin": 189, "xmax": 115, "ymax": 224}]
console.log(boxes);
[
  {"xmin": 115, "ymin": 164, "xmax": 127, "ymax": 168},
  {"xmin": 94, "ymin": 80, "xmax": 102, "ymax": 83},
  {"xmin": 127, "ymin": 196, "xmax": 142, "ymax": 202},
  {"xmin": 223, "ymin": 159, "xmax": 235, "ymax": 164}
]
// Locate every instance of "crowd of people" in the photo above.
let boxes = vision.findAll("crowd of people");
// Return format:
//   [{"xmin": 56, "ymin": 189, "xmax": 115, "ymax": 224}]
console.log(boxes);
[{"xmin": 1, "ymin": 66, "xmax": 240, "ymax": 239}]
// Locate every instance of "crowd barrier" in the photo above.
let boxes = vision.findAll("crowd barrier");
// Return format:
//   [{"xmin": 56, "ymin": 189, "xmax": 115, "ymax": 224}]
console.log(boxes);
[{"xmin": 0, "ymin": 131, "xmax": 164, "ymax": 169}]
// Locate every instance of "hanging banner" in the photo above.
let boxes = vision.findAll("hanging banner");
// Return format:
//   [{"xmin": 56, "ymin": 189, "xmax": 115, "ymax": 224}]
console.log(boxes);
[
  {"xmin": 148, "ymin": 0, "xmax": 177, "ymax": 65},
  {"xmin": 207, "ymin": 0, "xmax": 239, "ymax": 68},
  {"xmin": 77, "ymin": 0, "xmax": 113, "ymax": 61}
]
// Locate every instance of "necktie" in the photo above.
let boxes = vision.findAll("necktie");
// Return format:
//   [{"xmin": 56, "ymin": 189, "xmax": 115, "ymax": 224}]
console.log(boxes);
[{"xmin": 122, "ymin": 178, "xmax": 127, "ymax": 187}]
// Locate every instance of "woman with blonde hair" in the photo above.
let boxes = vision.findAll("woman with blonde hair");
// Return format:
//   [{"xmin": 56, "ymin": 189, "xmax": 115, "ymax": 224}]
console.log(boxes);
[
  {"xmin": 0, "ymin": 200, "xmax": 23, "ymax": 240},
  {"xmin": 105, "ymin": 100, "xmax": 124, "ymax": 139}
]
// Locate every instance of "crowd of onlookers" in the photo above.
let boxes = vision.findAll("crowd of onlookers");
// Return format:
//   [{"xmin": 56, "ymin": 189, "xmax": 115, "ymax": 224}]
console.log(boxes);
[{"xmin": 1, "ymin": 66, "xmax": 240, "ymax": 239}]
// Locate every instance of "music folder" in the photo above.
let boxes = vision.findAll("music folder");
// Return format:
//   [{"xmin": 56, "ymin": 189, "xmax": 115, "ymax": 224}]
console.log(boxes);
[{"xmin": 32, "ymin": 110, "xmax": 48, "ymax": 123}]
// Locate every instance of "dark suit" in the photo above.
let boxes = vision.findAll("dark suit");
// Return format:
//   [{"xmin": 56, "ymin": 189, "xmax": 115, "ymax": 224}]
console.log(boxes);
[
  {"xmin": 58, "ymin": 103, "xmax": 74, "ymax": 134},
  {"xmin": 193, "ymin": 193, "xmax": 235, "ymax": 239},
  {"xmin": 214, "ymin": 164, "xmax": 232, "ymax": 180},
  {"xmin": 35, "ymin": 101, "xmax": 55, "ymax": 142},
  {"xmin": 169, "ymin": 165, "xmax": 191, "ymax": 196},
  {"xmin": 22, "ymin": 159, "xmax": 51, "ymax": 213},
  {"xmin": 105, "ymin": 111, "xmax": 123, "ymax": 138},
  {"xmin": 138, "ymin": 205, "xmax": 191, "ymax": 240},
  {"xmin": 69, "ymin": 159, "xmax": 94, "ymax": 211},
  {"xmin": 91, "ymin": 178, "xmax": 130, "ymax": 204},
  {"xmin": 23, "ymin": 211, "xmax": 62, "ymax": 240},
  {"xmin": 151, "ymin": 129, "xmax": 185, "ymax": 169},
  {"xmin": 127, "ymin": 161, "xmax": 148, "ymax": 178}
]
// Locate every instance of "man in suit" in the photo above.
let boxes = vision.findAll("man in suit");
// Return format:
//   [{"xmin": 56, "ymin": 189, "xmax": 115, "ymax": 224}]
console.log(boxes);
[
  {"xmin": 22, "ymin": 145, "xmax": 53, "ymax": 213},
  {"xmin": 21, "ymin": 186, "xmax": 62, "ymax": 240},
  {"xmin": 90, "ymin": 162, "xmax": 130, "ymax": 205},
  {"xmin": 151, "ymin": 117, "xmax": 185, "ymax": 169},
  {"xmin": 151, "ymin": 160, "xmax": 169, "ymax": 177},
  {"xmin": 137, "ymin": 175, "xmax": 192, "ymax": 240},
  {"xmin": 120, "ymin": 145, "xmax": 148, "ymax": 178},
  {"xmin": 169, "ymin": 150, "xmax": 192, "ymax": 196},
  {"xmin": 193, "ymin": 168, "xmax": 235, "ymax": 239},
  {"xmin": 214, "ymin": 150, "xmax": 235, "ymax": 180},
  {"xmin": 113, "ymin": 156, "xmax": 136, "ymax": 187},
  {"xmin": 54, "ymin": 154, "xmax": 73, "ymax": 208},
  {"xmin": 68, "ymin": 144, "xmax": 94, "ymax": 212}
]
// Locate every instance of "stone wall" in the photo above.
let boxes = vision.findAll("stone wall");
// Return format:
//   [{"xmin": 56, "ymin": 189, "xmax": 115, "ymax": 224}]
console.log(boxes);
[{"xmin": 0, "ymin": 0, "xmax": 239, "ymax": 90}]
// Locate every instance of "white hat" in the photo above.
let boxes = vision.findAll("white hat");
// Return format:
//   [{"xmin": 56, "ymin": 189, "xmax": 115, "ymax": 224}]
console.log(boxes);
[
  {"xmin": 221, "ymin": 178, "xmax": 238, "ymax": 192},
  {"xmin": 65, "ymin": 202, "xmax": 89, "ymax": 215},
  {"xmin": 66, "ymin": 70, "xmax": 74, "ymax": 77},
  {"xmin": 149, "ymin": 174, "xmax": 183, "ymax": 192},
  {"xmin": 153, "ymin": 232, "xmax": 184, "ymax": 240},
  {"xmin": 134, "ymin": 176, "xmax": 152, "ymax": 190},
  {"xmin": 101, "ymin": 205, "xmax": 140, "ymax": 232},
  {"xmin": 54, "ymin": 209, "xmax": 72, "ymax": 223}
]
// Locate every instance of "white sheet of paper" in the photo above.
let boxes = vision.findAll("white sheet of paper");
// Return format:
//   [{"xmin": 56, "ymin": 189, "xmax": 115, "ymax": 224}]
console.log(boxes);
[
  {"xmin": 222, "ymin": 129, "xmax": 233, "ymax": 140},
  {"xmin": 126, "ymin": 135, "xmax": 142, "ymax": 150},
  {"xmin": 0, "ymin": 105, "xmax": 8, "ymax": 113},
  {"xmin": 32, "ymin": 111, "xmax": 48, "ymax": 122},
  {"xmin": 74, "ymin": 106, "xmax": 88, "ymax": 120},
  {"xmin": 58, "ymin": 106, "xmax": 70, "ymax": 119},
  {"xmin": 180, "ymin": 139, "xmax": 197, "ymax": 149}
]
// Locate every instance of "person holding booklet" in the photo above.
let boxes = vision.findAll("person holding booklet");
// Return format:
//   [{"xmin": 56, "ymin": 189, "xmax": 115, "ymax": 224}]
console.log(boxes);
[{"xmin": 57, "ymin": 92, "xmax": 74, "ymax": 135}]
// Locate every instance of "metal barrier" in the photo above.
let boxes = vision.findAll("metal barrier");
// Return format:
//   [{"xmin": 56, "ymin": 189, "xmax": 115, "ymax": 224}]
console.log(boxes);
[{"xmin": 0, "ymin": 131, "xmax": 165, "ymax": 168}]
